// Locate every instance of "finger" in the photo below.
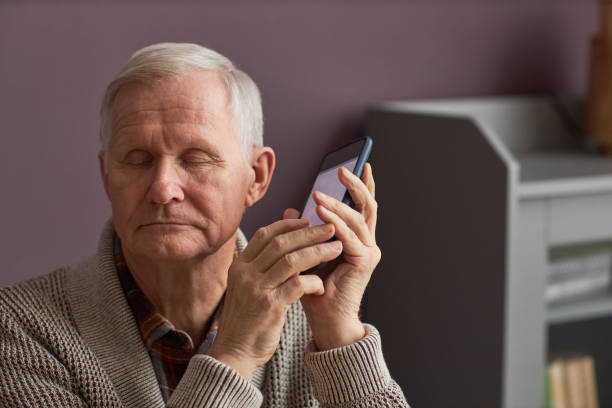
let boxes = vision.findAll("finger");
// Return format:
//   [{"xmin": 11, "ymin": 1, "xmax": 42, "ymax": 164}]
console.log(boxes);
[
  {"xmin": 277, "ymin": 274, "xmax": 325, "ymax": 305},
  {"xmin": 338, "ymin": 166, "xmax": 370, "ymax": 211},
  {"xmin": 241, "ymin": 218, "xmax": 310, "ymax": 262},
  {"xmin": 265, "ymin": 241, "xmax": 342, "ymax": 288},
  {"xmin": 313, "ymin": 191, "xmax": 372, "ymax": 246},
  {"xmin": 316, "ymin": 205, "xmax": 367, "ymax": 255},
  {"xmin": 362, "ymin": 162, "xmax": 375, "ymax": 199},
  {"xmin": 339, "ymin": 166, "xmax": 377, "ymax": 234},
  {"xmin": 252, "ymin": 223, "xmax": 336, "ymax": 273},
  {"xmin": 283, "ymin": 208, "xmax": 300, "ymax": 220},
  {"xmin": 361, "ymin": 163, "xmax": 377, "ymax": 233}
]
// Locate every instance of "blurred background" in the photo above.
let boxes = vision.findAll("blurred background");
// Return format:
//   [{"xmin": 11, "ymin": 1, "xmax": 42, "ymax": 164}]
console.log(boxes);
[
  {"xmin": 3, "ymin": 2, "xmax": 608, "ymax": 407},
  {"xmin": 0, "ymin": 1, "xmax": 597, "ymax": 287}
]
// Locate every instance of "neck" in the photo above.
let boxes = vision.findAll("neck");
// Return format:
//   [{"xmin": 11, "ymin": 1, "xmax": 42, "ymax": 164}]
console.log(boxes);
[{"xmin": 122, "ymin": 232, "xmax": 237, "ymax": 347}]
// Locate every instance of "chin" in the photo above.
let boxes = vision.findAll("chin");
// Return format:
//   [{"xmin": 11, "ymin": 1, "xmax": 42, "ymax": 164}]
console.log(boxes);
[
  {"xmin": 133, "ymin": 228, "xmax": 214, "ymax": 260},
  {"xmin": 140, "ymin": 240, "xmax": 210, "ymax": 261}
]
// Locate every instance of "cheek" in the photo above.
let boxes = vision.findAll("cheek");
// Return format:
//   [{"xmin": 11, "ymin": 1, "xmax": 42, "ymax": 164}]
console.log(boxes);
[
  {"xmin": 107, "ymin": 174, "xmax": 149, "ymax": 215},
  {"xmin": 189, "ymin": 169, "xmax": 249, "ymax": 215},
  {"xmin": 188, "ymin": 179, "xmax": 237, "ymax": 213},
  {"xmin": 223, "ymin": 166, "xmax": 250, "ymax": 202}
]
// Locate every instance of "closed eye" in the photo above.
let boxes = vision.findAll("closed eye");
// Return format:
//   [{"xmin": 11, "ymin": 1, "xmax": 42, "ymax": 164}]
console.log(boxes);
[
  {"xmin": 123, "ymin": 150, "xmax": 153, "ymax": 167},
  {"xmin": 180, "ymin": 149, "xmax": 223, "ymax": 167}
]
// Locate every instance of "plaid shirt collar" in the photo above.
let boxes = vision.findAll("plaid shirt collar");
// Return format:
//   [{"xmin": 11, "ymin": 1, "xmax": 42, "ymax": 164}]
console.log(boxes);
[{"xmin": 113, "ymin": 233, "xmax": 229, "ymax": 400}]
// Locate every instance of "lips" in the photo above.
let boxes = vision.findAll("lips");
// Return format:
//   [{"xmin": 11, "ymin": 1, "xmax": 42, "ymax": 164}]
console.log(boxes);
[{"xmin": 141, "ymin": 222, "xmax": 191, "ymax": 228}]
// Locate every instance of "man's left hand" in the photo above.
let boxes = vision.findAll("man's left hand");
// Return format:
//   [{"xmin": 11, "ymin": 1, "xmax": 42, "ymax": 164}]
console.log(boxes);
[{"xmin": 283, "ymin": 162, "xmax": 380, "ymax": 351}]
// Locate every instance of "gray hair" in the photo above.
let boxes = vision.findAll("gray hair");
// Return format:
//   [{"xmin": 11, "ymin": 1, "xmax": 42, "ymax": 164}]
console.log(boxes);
[{"xmin": 99, "ymin": 42, "xmax": 263, "ymax": 169}]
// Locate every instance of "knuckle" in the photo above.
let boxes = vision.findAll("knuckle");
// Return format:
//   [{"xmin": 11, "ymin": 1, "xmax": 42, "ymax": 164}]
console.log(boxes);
[
  {"xmin": 283, "ymin": 252, "xmax": 297, "ymax": 269},
  {"xmin": 255, "ymin": 226, "xmax": 269, "ymax": 241},
  {"xmin": 372, "ymin": 200, "xmax": 379, "ymax": 211},
  {"xmin": 271, "ymin": 235, "xmax": 285, "ymax": 252},
  {"xmin": 261, "ymin": 292, "xmax": 276, "ymax": 310},
  {"xmin": 310, "ymin": 225, "xmax": 329, "ymax": 240},
  {"xmin": 289, "ymin": 277, "xmax": 304, "ymax": 297}
]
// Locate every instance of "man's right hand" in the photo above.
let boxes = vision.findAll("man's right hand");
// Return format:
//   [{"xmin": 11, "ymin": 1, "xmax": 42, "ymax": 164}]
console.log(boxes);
[{"xmin": 206, "ymin": 218, "xmax": 342, "ymax": 380}]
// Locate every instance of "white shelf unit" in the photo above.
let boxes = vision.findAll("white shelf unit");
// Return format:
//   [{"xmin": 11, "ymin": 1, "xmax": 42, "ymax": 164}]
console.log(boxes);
[
  {"xmin": 364, "ymin": 96, "xmax": 612, "ymax": 408},
  {"xmin": 548, "ymin": 290, "xmax": 612, "ymax": 325}
]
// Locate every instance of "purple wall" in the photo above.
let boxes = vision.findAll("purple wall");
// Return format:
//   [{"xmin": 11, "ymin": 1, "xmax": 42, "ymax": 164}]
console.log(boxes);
[{"xmin": 0, "ymin": 2, "xmax": 598, "ymax": 286}]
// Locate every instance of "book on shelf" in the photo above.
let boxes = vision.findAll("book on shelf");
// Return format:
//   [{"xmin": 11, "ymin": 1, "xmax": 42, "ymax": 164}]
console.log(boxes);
[
  {"xmin": 545, "ymin": 354, "xmax": 598, "ymax": 408},
  {"xmin": 547, "ymin": 242, "xmax": 612, "ymax": 303}
]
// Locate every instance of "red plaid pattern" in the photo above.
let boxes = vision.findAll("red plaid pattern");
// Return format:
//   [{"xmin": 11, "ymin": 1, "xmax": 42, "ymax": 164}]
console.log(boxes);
[{"xmin": 114, "ymin": 234, "xmax": 225, "ymax": 400}]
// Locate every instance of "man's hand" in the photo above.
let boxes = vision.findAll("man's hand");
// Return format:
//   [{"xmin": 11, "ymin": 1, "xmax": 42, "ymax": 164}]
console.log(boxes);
[
  {"xmin": 285, "ymin": 162, "xmax": 380, "ymax": 351},
  {"xmin": 207, "ymin": 218, "xmax": 343, "ymax": 380}
]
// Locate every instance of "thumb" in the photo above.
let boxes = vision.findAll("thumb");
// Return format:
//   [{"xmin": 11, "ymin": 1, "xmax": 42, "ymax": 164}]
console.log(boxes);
[{"xmin": 283, "ymin": 208, "xmax": 300, "ymax": 220}]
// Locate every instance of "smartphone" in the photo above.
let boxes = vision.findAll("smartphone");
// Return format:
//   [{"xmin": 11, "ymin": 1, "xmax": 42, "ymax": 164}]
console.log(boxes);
[{"xmin": 300, "ymin": 136, "xmax": 373, "ymax": 228}]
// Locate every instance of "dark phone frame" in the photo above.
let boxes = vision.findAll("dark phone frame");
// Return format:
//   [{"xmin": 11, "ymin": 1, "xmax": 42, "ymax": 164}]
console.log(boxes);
[
  {"xmin": 299, "ymin": 136, "xmax": 373, "ymax": 274},
  {"xmin": 300, "ymin": 136, "xmax": 373, "ymax": 214}
]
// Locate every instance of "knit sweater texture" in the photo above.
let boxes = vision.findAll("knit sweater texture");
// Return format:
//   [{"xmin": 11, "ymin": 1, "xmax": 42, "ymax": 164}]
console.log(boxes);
[{"xmin": 0, "ymin": 221, "xmax": 409, "ymax": 407}]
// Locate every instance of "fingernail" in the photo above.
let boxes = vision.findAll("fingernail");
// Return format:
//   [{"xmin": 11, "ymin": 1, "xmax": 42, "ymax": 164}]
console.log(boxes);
[
  {"xmin": 341, "ymin": 166, "xmax": 353, "ymax": 176},
  {"xmin": 313, "ymin": 191, "xmax": 324, "ymax": 201}
]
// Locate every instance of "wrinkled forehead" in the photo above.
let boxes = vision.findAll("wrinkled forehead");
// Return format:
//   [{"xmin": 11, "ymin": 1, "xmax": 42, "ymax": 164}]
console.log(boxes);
[{"xmin": 110, "ymin": 70, "xmax": 232, "ymax": 135}]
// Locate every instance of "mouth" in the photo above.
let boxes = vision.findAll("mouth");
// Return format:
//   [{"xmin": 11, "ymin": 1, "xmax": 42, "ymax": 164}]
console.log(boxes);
[{"xmin": 141, "ymin": 222, "xmax": 191, "ymax": 228}]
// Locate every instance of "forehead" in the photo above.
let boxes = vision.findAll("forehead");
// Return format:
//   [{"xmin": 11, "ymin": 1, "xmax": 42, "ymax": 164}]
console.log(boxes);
[{"xmin": 110, "ymin": 69, "xmax": 233, "ymax": 147}]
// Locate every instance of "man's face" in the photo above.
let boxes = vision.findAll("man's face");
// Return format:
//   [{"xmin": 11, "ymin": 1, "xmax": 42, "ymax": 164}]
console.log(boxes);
[{"xmin": 101, "ymin": 69, "xmax": 252, "ymax": 261}]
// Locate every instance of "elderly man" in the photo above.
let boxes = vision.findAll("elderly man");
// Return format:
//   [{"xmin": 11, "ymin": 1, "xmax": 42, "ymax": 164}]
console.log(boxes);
[{"xmin": 0, "ymin": 43, "xmax": 409, "ymax": 407}]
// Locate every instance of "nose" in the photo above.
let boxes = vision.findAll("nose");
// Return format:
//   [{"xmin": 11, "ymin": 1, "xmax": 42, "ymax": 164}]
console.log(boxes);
[{"xmin": 147, "ymin": 158, "xmax": 185, "ymax": 205}]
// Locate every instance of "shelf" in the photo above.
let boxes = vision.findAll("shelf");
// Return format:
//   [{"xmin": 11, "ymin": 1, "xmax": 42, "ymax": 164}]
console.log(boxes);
[
  {"xmin": 517, "ymin": 150, "xmax": 612, "ymax": 199},
  {"xmin": 547, "ymin": 290, "xmax": 612, "ymax": 325},
  {"xmin": 518, "ymin": 150, "xmax": 612, "ymax": 182},
  {"xmin": 368, "ymin": 95, "xmax": 612, "ymax": 408}
]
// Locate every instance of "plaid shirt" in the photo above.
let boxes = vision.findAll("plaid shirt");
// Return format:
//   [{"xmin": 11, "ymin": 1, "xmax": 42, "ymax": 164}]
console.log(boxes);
[{"xmin": 114, "ymin": 234, "xmax": 226, "ymax": 402}]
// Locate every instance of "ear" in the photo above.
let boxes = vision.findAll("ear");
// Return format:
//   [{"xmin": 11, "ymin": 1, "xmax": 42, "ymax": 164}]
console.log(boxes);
[
  {"xmin": 98, "ymin": 150, "xmax": 111, "ymax": 200},
  {"xmin": 244, "ymin": 146, "xmax": 275, "ymax": 207}
]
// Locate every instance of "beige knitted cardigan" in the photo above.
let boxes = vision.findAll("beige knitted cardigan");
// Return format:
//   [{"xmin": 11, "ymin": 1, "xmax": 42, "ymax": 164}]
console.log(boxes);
[{"xmin": 0, "ymin": 221, "xmax": 409, "ymax": 407}]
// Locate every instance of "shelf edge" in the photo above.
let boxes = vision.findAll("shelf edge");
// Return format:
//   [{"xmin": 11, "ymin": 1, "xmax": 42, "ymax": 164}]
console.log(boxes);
[{"xmin": 519, "ymin": 176, "xmax": 612, "ymax": 200}]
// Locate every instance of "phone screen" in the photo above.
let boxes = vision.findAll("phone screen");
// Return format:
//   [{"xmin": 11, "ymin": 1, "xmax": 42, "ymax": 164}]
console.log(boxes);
[{"xmin": 301, "ymin": 157, "xmax": 359, "ymax": 227}]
